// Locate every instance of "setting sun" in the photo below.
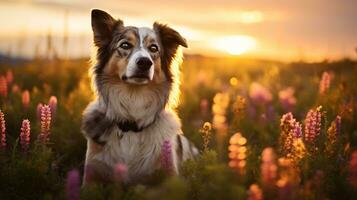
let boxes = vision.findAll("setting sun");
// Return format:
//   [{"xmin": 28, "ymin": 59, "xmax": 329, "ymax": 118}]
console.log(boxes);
[{"xmin": 212, "ymin": 36, "xmax": 257, "ymax": 55}]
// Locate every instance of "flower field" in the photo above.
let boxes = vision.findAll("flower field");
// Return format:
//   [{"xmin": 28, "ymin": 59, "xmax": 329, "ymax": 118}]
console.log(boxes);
[{"xmin": 0, "ymin": 56, "xmax": 356, "ymax": 200}]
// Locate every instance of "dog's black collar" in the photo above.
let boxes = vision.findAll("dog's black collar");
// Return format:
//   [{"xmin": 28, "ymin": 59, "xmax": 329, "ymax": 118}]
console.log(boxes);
[
  {"xmin": 116, "ymin": 120, "xmax": 143, "ymax": 132},
  {"xmin": 116, "ymin": 114, "xmax": 159, "ymax": 133}
]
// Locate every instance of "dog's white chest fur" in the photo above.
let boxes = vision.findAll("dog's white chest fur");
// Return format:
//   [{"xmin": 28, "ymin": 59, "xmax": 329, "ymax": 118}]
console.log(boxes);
[{"xmin": 84, "ymin": 102, "xmax": 184, "ymax": 183}]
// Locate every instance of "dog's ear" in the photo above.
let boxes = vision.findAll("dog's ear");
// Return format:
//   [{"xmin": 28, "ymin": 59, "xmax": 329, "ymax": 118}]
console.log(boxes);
[
  {"xmin": 153, "ymin": 22, "xmax": 188, "ymax": 49},
  {"xmin": 91, "ymin": 9, "xmax": 123, "ymax": 47},
  {"xmin": 153, "ymin": 22, "xmax": 187, "ymax": 69}
]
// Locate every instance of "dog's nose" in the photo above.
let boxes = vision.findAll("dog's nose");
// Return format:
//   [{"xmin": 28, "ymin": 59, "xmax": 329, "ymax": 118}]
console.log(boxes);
[{"xmin": 136, "ymin": 57, "xmax": 153, "ymax": 71}]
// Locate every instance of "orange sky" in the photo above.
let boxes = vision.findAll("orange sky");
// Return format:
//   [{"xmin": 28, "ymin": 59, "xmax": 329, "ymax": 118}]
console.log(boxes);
[{"xmin": 0, "ymin": 0, "xmax": 356, "ymax": 61}]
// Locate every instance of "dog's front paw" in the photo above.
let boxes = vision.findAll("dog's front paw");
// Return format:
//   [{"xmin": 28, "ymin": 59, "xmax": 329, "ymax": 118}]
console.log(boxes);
[{"xmin": 81, "ymin": 110, "xmax": 114, "ymax": 145}]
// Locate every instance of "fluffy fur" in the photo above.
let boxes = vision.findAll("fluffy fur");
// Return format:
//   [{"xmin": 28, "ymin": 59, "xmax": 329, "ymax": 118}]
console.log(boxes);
[{"xmin": 81, "ymin": 9, "xmax": 198, "ymax": 185}]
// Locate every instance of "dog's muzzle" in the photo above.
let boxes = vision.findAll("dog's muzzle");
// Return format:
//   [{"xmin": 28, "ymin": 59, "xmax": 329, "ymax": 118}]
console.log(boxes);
[{"xmin": 123, "ymin": 57, "xmax": 153, "ymax": 84}]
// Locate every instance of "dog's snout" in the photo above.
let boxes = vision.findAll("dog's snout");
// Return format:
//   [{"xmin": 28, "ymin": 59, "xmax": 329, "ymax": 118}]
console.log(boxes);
[{"xmin": 136, "ymin": 57, "xmax": 152, "ymax": 71}]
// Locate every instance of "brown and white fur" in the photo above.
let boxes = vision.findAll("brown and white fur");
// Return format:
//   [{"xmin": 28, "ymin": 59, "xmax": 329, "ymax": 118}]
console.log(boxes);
[{"xmin": 81, "ymin": 9, "xmax": 198, "ymax": 185}]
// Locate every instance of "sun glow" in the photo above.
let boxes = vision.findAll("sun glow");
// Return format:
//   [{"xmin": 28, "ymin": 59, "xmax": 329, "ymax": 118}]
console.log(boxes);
[
  {"xmin": 213, "ymin": 36, "xmax": 257, "ymax": 55},
  {"xmin": 239, "ymin": 11, "xmax": 264, "ymax": 24}
]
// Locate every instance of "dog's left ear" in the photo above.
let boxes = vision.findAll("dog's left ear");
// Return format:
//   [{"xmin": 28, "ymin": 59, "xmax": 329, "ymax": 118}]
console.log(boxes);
[
  {"xmin": 153, "ymin": 22, "xmax": 188, "ymax": 49},
  {"xmin": 153, "ymin": 22, "xmax": 187, "ymax": 68}
]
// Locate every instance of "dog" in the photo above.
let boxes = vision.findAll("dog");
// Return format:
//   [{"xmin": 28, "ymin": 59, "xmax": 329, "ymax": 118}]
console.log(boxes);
[{"xmin": 81, "ymin": 9, "xmax": 198, "ymax": 185}]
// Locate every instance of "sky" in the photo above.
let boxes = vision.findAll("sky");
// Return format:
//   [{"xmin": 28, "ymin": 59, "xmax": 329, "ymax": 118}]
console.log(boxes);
[{"xmin": 0, "ymin": 0, "xmax": 356, "ymax": 61}]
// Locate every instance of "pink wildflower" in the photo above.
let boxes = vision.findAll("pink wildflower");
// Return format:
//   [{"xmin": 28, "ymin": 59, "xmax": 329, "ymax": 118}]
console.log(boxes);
[
  {"xmin": 280, "ymin": 112, "xmax": 306, "ymax": 162},
  {"xmin": 249, "ymin": 82, "xmax": 272, "ymax": 104},
  {"xmin": 36, "ymin": 103, "xmax": 43, "ymax": 121},
  {"xmin": 276, "ymin": 157, "xmax": 300, "ymax": 200},
  {"xmin": 228, "ymin": 132, "xmax": 247, "ymax": 175},
  {"xmin": 280, "ymin": 113, "xmax": 301, "ymax": 154},
  {"xmin": 304, "ymin": 107, "xmax": 322, "ymax": 143},
  {"xmin": 0, "ymin": 76, "xmax": 7, "ymax": 98},
  {"xmin": 22, "ymin": 90, "xmax": 30, "ymax": 108},
  {"xmin": 261, "ymin": 147, "xmax": 277, "ymax": 186},
  {"xmin": 292, "ymin": 121, "xmax": 302, "ymax": 138},
  {"xmin": 20, "ymin": 119, "xmax": 31, "ymax": 151},
  {"xmin": 247, "ymin": 184, "xmax": 263, "ymax": 200},
  {"xmin": 65, "ymin": 169, "xmax": 80, "ymax": 200},
  {"xmin": 0, "ymin": 110, "xmax": 6, "ymax": 148},
  {"xmin": 114, "ymin": 163, "xmax": 128, "ymax": 182},
  {"xmin": 48, "ymin": 96, "xmax": 58, "ymax": 119},
  {"xmin": 319, "ymin": 72, "xmax": 332, "ymax": 95},
  {"xmin": 6, "ymin": 70, "xmax": 13, "ymax": 85},
  {"xmin": 280, "ymin": 113, "xmax": 294, "ymax": 152},
  {"xmin": 160, "ymin": 140, "xmax": 173, "ymax": 174},
  {"xmin": 279, "ymin": 87, "xmax": 296, "ymax": 112},
  {"xmin": 281, "ymin": 112, "xmax": 294, "ymax": 124},
  {"xmin": 11, "ymin": 84, "xmax": 20, "ymax": 94},
  {"xmin": 269, "ymin": 104, "xmax": 277, "ymax": 121},
  {"xmin": 38, "ymin": 104, "xmax": 52, "ymax": 143}
]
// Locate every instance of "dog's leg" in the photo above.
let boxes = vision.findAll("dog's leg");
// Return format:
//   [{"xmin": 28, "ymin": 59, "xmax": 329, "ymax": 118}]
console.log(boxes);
[
  {"xmin": 169, "ymin": 134, "xmax": 199, "ymax": 176},
  {"xmin": 81, "ymin": 109, "xmax": 114, "ymax": 145},
  {"xmin": 176, "ymin": 134, "xmax": 199, "ymax": 162}
]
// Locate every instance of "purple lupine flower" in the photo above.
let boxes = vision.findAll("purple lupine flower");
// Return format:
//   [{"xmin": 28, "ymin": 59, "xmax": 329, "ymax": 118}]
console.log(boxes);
[
  {"xmin": 36, "ymin": 103, "xmax": 43, "ymax": 121},
  {"xmin": 228, "ymin": 132, "xmax": 247, "ymax": 175},
  {"xmin": 280, "ymin": 112, "xmax": 294, "ymax": 128},
  {"xmin": 261, "ymin": 147, "xmax": 277, "ymax": 187},
  {"xmin": 279, "ymin": 87, "xmax": 297, "ymax": 112},
  {"xmin": 11, "ymin": 84, "xmax": 20, "ymax": 94},
  {"xmin": 304, "ymin": 108, "xmax": 322, "ymax": 143},
  {"xmin": 65, "ymin": 169, "xmax": 80, "ymax": 200},
  {"xmin": 48, "ymin": 96, "xmax": 58, "ymax": 120},
  {"xmin": 319, "ymin": 72, "xmax": 332, "ymax": 95},
  {"xmin": 266, "ymin": 104, "xmax": 276, "ymax": 122},
  {"xmin": 20, "ymin": 119, "xmax": 31, "ymax": 151},
  {"xmin": 292, "ymin": 121, "xmax": 302, "ymax": 138},
  {"xmin": 38, "ymin": 104, "xmax": 52, "ymax": 143},
  {"xmin": 247, "ymin": 184, "xmax": 263, "ymax": 200},
  {"xmin": 249, "ymin": 82, "xmax": 272, "ymax": 105},
  {"xmin": 280, "ymin": 112, "xmax": 297, "ymax": 154},
  {"xmin": 6, "ymin": 70, "xmax": 13, "ymax": 85},
  {"xmin": 160, "ymin": 140, "xmax": 173, "ymax": 174},
  {"xmin": 0, "ymin": 110, "xmax": 6, "ymax": 148},
  {"xmin": 0, "ymin": 76, "xmax": 7, "ymax": 98},
  {"xmin": 22, "ymin": 90, "xmax": 30, "ymax": 109}
]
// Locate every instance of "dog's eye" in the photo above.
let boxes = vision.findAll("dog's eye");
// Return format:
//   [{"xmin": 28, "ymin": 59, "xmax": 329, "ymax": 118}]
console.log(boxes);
[
  {"xmin": 148, "ymin": 44, "xmax": 159, "ymax": 53},
  {"xmin": 119, "ymin": 42, "xmax": 133, "ymax": 50}
]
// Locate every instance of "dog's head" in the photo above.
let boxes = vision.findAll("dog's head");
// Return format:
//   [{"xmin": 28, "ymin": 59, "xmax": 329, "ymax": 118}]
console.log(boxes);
[{"xmin": 91, "ymin": 9, "xmax": 187, "ymax": 85}]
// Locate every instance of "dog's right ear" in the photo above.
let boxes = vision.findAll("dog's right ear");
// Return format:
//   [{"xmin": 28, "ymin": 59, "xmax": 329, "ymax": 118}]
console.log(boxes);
[{"xmin": 91, "ymin": 9, "xmax": 123, "ymax": 47}]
